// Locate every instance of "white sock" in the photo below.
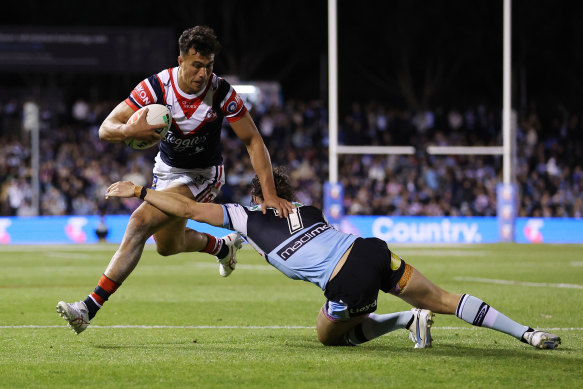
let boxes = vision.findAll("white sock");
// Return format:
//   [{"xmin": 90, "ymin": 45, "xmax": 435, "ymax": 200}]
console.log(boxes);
[
  {"xmin": 346, "ymin": 311, "xmax": 414, "ymax": 345},
  {"xmin": 456, "ymin": 294, "xmax": 529, "ymax": 339}
]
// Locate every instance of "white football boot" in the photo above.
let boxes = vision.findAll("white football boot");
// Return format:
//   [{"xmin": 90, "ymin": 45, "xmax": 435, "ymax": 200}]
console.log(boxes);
[
  {"xmin": 218, "ymin": 232, "xmax": 243, "ymax": 277},
  {"xmin": 408, "ymin": 308, "xmax": 434, "ymax": 348},
  {"xmin": 523, "ymin": 330, "xmax": 561, "ymax": 349},
  {"xmin": 56, "ymin": 301, "xmax": 91, "ymax": 334}
]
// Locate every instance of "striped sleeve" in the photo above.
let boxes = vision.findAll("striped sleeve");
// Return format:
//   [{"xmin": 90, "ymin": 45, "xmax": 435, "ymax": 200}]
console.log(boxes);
[
  {"xmin": 124, "ymin": 74, "xmax": 165, "ymax": 111},
  {"xmin": 222, "ymin": 204, "xmax": 250, "ymax": 235},
  {"xmin": 218, "ymin": 81, "xmax": 248, "ymax": 123}
]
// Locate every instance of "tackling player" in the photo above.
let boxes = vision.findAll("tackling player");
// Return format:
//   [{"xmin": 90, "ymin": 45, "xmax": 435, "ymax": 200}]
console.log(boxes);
[
  {"xmin": 98, "ymin": 168, "xmax": 561, "ymax": 349},
  {"xmin": 57, "ymin": 26, "xmax": 292, "ymax": 331}
]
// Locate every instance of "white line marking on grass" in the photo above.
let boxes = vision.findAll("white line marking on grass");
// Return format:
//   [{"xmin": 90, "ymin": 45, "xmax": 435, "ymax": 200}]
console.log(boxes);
[
  {"xmin": 454, "ymin": 276, "xmax": 583, "ymax": 290},
  {"xmin": 396, "ymin": 250, "xmax": 487, "ymax": 257},
  {"xmin": 390, "ymin": 244, "xmax": 492, "ymax": 249},
  {"xmin": 0, "ymin": 244, "xmax": 122, "ymax": 252},
  {"xmin": 2, "ymin": 325, "xmax": 582, "ymax": 331},
  {"xmin": 571, "ymin": 262, "xmax": 583, "ymax": 267},
  {"xmin": 44, "ymin": 252, "xmax": 92, "ymax": 259},
  {"xmin": 0, "ymin": 325, "xmax": 313, "ymax": 329}
]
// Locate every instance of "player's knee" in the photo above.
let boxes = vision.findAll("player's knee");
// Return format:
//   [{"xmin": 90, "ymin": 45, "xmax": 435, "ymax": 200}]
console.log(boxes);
[
  {"xmin": 127, "ymin": 209, "xmax": 153, "ymax": 232},
  {"xmin": 155, "ymin": 242, "xmax": 180, "ymax": 256},
  {"xmin": 317, "ymin": 332, "xmax": 344, "ymax": 346},
  {"xmin": 319, "ymin": 338, "xmax": 336, "ymax": 346},
  {"xmin": 123, "ymin": 213, "xmax": 155, "ymax": 244}
]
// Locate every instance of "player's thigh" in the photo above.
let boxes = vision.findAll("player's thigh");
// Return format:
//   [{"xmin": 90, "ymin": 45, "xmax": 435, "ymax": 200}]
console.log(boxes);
[
  {"xmin": 397, "ymin": 267, "xmax": 460, "ymax": 314},
  {"xmin": 316, "ymin": 307, "xmax": 367, "ymax": 346},
  {"xmin": 152, "ymin": 183, "xmax": 194, "ymax": 245},
  {"xmin": 126, "ymin": 197, "xmax": 180, "ymax": 239}
]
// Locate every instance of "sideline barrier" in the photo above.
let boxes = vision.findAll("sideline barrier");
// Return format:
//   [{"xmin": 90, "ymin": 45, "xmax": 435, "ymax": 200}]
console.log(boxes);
[{"xmin": 0, "ymin": 215, "xmax": 581, "ymax": 245}]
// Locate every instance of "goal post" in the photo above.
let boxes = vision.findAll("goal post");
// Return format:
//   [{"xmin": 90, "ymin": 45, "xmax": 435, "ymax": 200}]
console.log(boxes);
[{"xmin": 325, "ymin": 0, "xmax": 516, "ymax": 242}]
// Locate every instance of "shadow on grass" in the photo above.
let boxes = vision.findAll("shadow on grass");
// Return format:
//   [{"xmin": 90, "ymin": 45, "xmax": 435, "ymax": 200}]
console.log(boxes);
[{"xmin": 284, "ymin": 337, "xmax": 582, "ymax": 362}]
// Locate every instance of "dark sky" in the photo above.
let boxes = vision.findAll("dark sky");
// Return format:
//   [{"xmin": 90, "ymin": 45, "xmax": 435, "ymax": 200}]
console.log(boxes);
[{"xmin": 2, "ymin": 0, "xmax": 583, "ymax": 115}]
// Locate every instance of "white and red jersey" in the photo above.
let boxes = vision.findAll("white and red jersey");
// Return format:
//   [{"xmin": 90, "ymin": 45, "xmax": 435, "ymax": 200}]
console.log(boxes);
[{"xmin": 125, "ymin": 67, "xmax": 247, "ymax": 169}]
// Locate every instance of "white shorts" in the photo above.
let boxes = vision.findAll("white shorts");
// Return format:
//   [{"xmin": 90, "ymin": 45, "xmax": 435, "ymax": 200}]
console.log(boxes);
[{"xmin": 152, "ymin": 154, "xmax": 225, "ymax": 203}]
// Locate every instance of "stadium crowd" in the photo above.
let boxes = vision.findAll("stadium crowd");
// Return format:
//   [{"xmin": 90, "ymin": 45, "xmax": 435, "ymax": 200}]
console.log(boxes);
[{"xmin": 1, "ymin": 97, "xmax": 582, "ymax": 218}]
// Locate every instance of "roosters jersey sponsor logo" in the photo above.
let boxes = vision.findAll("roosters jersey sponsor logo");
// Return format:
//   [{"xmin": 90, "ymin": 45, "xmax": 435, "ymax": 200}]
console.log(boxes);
[{"xmin": 164, "ymin": 132, "xmax": 207, "ymax": 153}]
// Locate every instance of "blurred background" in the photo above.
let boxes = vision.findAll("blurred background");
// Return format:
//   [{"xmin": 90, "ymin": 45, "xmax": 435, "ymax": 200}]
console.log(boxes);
[{"xmin": 0, "ymin": 0, "xmax": 582, "ymax": 243}]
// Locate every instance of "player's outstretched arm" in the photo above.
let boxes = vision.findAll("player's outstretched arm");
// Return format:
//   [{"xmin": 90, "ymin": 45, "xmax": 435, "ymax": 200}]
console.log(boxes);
[
  {"xmin": 99, "ymin": 102, "xmax": 164, "ymax": 143},
  {"xmin": 105, "ymin": 181, "xmax": 224, "ymax": 226},
  {"xmin": 230, "ymin": 112, "xmax": 293, "ymax": 217}
]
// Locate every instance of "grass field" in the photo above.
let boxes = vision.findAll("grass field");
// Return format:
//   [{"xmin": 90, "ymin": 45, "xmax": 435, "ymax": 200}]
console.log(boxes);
[{"xmin": 1, "ymin": 243, "xmax": 582, "ymax": 388}]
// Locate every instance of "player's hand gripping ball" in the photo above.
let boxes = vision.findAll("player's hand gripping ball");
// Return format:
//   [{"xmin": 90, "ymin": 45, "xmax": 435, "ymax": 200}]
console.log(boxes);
[{"xmin": 125, "ymin": 104, "xmax": 171, "ymax": 150}]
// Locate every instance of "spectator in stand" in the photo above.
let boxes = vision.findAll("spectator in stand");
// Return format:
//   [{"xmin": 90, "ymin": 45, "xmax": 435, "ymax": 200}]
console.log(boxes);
[{"xmin": 1, "ymin": 97, "xmax": 582, "ymax": 219}]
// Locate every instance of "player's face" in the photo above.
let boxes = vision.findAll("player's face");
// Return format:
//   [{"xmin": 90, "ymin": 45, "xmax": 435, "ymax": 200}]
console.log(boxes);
[{"xmin": 177, "ymin": 49, "xmax": 214, "ymax": 94}]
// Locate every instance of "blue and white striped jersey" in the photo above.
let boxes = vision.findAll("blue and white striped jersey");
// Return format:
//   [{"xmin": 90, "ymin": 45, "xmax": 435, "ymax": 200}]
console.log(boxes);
[{"xmin": 221, "ymin": 203, "xmax": 357, "ymax": 290}]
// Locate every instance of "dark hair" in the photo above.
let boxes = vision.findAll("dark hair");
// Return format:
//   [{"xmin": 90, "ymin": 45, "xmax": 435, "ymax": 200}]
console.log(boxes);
[
  {"xmin": 178, "ymin": 26, "xmax": 222, "ymax": 56},
  {"xmin": 251, "ymin": 167, "xmax": 296, "ymax": 203}
]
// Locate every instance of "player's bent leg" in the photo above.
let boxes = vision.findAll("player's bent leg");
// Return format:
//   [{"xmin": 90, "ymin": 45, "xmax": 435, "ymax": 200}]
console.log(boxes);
[
  {"xmin": 151, "ymin": 183, "xmax": 220, "ymax": 256},
  {"xmin": 395, "ymin": 266, "xmax": 461, "ymax": 315},
  {"xmin": 316, "ymin": 305, "xmax": 367, "ymax": 346},
  {"xmin": 105, "ymin": 201, "xmax": 175, "ymax": 282},
  {"xmin": 56, "ymin": 200, "xmax": 176, "ymax": 333},
  {"xmin": 391, "ymin": 264, "xmax": 561, "ymax": 349},
  {"xmin": 153, "ymin": 217, "xmax": 193, "ymax": 256},
  {"xmin": 316, "ymin": 304, "xmax": 415, "ymax": 346}
]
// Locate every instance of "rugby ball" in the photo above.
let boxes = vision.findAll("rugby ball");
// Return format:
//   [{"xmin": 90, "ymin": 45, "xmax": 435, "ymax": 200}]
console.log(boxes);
[{"xmin": 124, "ymin": 104, "xmax": 172, "ymax": 150}]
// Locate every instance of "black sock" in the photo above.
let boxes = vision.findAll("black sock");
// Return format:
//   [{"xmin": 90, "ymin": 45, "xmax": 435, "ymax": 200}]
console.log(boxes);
[
  {"xmin": 520, "ymin": 327, "xmax": 535, "ymax": 343},
  {"xmin": 83, "ymin": 296, "xmax": 100, "ymax": 320},
  {"xmin": 216, "ymin": 239, "xmax": 228, "ymax": 258}
]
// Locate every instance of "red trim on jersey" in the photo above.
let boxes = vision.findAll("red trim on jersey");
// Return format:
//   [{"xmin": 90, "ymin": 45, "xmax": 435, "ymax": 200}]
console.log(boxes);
[
  {"xmin": 215, "ymin": 165, "xmax": 224, "ymax": 188},
  {"xmin": 186, "ymin": 121, "xmax": 207, "ymax": 135},
  {"xmin": 222, "ymin": 88, "xmax": 248, "ymax": 123},
  {"xmin": 170, "ymin": 117, "xmax": 181, "ymax": 134},
  {"xmin": 198, "ymin": 189, "xmax": 213, "ymax": 204},
  {"xmin": 124, "ymin": 98, "xmax": 140, "ymax": 112},
  {"xmin": 131, "ymin": 80, "xmax": 155, "ymax": 106},
  {"xmin": 169, "ymin": 69, "xmax": 212, "ymax": 119},
  {"xmin": 226, "ymin": 106, "xmax": 248, "ymax": 123},
  {"xmin": 196, "ymin": 166, "xmax": 223, "ymax": 202}
]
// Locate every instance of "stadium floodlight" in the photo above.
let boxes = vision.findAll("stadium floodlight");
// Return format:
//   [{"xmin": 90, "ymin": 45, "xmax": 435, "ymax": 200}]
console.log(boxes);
[{"xmin": 233, "ymin": 85, "xmax": 258, "ymax": 94}]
